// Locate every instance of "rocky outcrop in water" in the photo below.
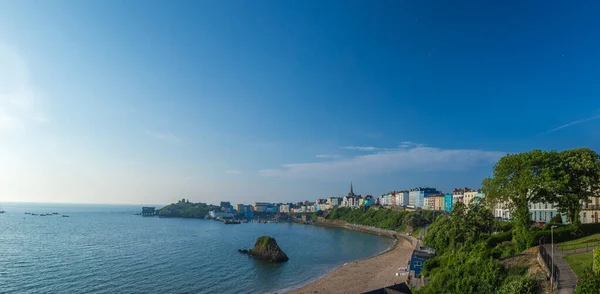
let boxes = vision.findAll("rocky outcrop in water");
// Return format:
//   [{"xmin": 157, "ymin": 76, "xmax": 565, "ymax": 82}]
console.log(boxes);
[{"xmin": 239, "ymin": 236, "xmax": 289, "ymax": 262}]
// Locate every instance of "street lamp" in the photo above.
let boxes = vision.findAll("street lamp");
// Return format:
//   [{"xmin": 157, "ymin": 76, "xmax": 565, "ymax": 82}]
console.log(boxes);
[{"xmin": 551, "ymin": 225, "xmax": 557, "ymax": 289}]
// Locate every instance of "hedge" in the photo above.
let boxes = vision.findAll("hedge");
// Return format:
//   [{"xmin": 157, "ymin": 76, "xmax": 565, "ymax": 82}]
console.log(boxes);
[
  {"xmin": 487, "ymin": 231, "xmax": 514, "ymax": 248},
  {"xmin": 531, "ymin": 226, "xmax": 580, "ymax": 245},
  {"xmin": 580, "ymin": 223, "xmax": 600, "ymax": 235},
  {"xmin": 530, "ymin": 223, "xmax": 600, "ymax": 246}
]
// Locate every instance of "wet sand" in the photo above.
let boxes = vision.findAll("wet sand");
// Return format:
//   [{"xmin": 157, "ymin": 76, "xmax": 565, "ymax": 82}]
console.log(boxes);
[{"xmin": 287, "ymin": 223, "xmax": 416, "ymax": 294}]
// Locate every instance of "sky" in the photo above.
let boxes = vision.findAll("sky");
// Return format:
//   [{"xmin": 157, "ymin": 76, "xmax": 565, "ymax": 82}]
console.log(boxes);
[{"xmin": 1, "ymin": 1, "xmax": 600, "ymax": 205}]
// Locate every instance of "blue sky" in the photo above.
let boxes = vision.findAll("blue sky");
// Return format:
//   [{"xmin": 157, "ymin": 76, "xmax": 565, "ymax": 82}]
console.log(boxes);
[{"xmin": 1, "ymin": 1, "xmax": 600, "ymax": 205}]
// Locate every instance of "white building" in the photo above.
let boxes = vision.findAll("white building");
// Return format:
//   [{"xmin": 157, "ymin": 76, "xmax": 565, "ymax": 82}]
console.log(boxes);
[
  {"xmin": 379, "ymin": 194, "xmax": 390, "ymax": 206},
  {"xmin": 453, "ymin": 188, "xmax": 467, "ymax": 204},
  {"xmin": 493, "ymin": 195, "xmax": 600, "ymax": 224},
  {"xmin": 328, "ymin": 197, "xmax": 341, "ymax": 207},
  {"xmin": 343, "ymin": 196, "xmax": 359, "ymax": 208},
  {"xmin": 208, "ymin": 211, "xmax": 233, "ymax": 219},
  {"xmin": 279, "ymin": 204, "xmax": 290, "ymax": 213},
  {"xmin": 463, "ymin": 190, "xmax": 478, "ymax": 207},
  {"xmin": 529, "ymin": 202, "xmax": 564, "ymax": 223},
  {"xmin": 253, "ymin": 202, "xmax": 270, "ymax": 213},
  {"xmin": 388, "ymin": 193, "xmax": 397, "ymax": 206},
  {"xmin": 581, "ymin": 196, "xmax": 600, "ymax": 224},
  {"xmin": 493, "ymin": 201, "xmax": 511, "ymax": 220},
  {"xmin": 394, "ymin": 191, "xmax": 410, "ymax": 206}
]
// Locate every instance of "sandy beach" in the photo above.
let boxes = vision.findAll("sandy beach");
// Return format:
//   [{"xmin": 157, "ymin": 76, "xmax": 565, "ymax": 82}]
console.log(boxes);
[{"xmin": 287, "ymin": 222, "xmax": 417, "ymax": 294}]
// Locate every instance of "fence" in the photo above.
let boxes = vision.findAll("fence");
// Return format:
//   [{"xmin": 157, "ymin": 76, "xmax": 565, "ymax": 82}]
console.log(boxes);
[
  {"xmin": 539, "ymin": 245, "xmax": 560, "ymax": 286},
  {"xmin": 557, "ymin": 241, "xmax": 600, "ymax": 253}
]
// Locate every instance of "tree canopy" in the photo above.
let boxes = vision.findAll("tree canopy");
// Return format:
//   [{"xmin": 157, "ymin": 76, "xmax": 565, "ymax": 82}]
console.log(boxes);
[
  {"xmin": 548, "ymin": 148, "xmax": 600, "ymax": 224},
  {"xmin": 424, "ymin": 202, "xmax": 495, "ymax": 254},
  {"xmin": 482, "ymin": 150, "xmax": 557, "ymax": 249}
]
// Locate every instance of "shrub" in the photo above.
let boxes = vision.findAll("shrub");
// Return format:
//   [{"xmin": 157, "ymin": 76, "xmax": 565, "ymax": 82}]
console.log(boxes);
[
  {"xmin": 530, "ymin": 225, "xmax": 581, "ymax": 245},
  {"xmin": 421, "ymin": 257, "xmax": 440, "ymax": 277},
  {"xmin": 417, "ymin": 251, "xmax": 506, "ymax": 294},
  {"xmin": 507, "ymin": 266, "xmax": 528, "ymax": 276},
  {"xmin": 498, "ymin": 275, "xmax": 536, "ymax": 294},
  {"xmin": 576, "ymin": 268, "xmax": 600, "ymax": 294},
  {"xmin": 550, "ymin": 213, "xmax": 563, "ymax": 224},
  {"xmin": 498, "ymin": 221, "xmax": 513, "ymax": 232},
  {"xmin": 594, "ymin": 247, "xmax": 600, "ymax": 275},
  {"xmin": 487, "ymin": 231, "xmax": 514, "ymax": 248},
  {"xmin": 491, "ymin": 241, "xmax": 518, "ymax": 259}
]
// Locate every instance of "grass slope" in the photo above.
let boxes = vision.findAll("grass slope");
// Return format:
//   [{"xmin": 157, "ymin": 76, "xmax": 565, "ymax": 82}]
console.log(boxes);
[
  {"xmin": 563, "ymin": 251, "xmax": 593, "ymax": 277},
  {"xmin": 558, "ymin": 233, "xmax": 600, "ymax": 251}
]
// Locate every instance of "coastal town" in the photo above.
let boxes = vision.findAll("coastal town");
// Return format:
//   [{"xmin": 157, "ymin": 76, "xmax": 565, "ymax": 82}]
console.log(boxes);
[
  {"xmin": 143, "ymin": 148, "xmax": 600, "ymax": 294},
  {"xmin": 198, "ymin": 182, "xmax": 600, "ymax": 226},
  {"xmin": 6, "ymin": 2, "xmax": 600, "ymax": 294}
]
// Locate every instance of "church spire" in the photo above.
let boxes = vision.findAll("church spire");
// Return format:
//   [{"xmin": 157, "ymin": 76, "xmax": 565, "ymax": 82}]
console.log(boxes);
[{"xmin": 349, "ymin": 182, "xmax": 354, "ymax": 196}]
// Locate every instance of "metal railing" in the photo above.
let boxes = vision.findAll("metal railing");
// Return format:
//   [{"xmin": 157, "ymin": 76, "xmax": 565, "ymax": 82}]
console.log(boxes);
[
  {"xmin": 557, "ymin": 241, "xmax": 600, "ymax": 253},
  {"xmin": 539, "ymin": 245, "xmax": 559, "ymax": 287}
]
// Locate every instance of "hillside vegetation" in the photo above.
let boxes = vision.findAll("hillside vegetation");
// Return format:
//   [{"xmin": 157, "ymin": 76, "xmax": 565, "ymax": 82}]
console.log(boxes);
[
  {"xmin": 325, "ymin": 206, "xmax": 439, "ymax": 232},
  {"xmin": 159, "ymin": 200, "xmax": 220, "ymax": 218},
  {"xmin": 417, "ymin": 202, "xmax": 538, "ymax": 294}
]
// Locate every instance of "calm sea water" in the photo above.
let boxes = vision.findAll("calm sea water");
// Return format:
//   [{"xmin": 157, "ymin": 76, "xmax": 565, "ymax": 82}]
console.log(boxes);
[{"xmin": 0, "ymin": 203, "xmax": 392, "ymax": 293}]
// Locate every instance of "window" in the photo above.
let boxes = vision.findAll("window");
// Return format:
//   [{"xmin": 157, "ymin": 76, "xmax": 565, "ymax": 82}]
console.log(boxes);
[
  {"xmin": 545, "ymin": 204, "xmax": 547, "ymax": 209},
  {"xmin": 550, "ymin": 212, "xmax": 553, "ymax": 219},
  {"xmin": 413, "ymin": 261, "xmax": 422, "ymax": 266},
  {"xmin": 583, "ymin": 212, "xmax": 587, "ymax": 220}
]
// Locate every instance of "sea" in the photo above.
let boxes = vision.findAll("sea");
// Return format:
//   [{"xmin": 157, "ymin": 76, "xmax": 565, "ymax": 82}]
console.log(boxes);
[{"xmin": 0, "ymin": 203, "xmax": 393, "ymax": 293}]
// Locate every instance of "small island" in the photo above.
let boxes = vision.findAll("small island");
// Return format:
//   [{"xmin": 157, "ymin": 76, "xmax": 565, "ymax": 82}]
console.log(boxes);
[
  {"xmin": 239, "ymin": 236, "xmax": 289, "ymax": 262},
  {"xmin": 157, "ymin": 199, "xmax": 220, "ymax": 218}
]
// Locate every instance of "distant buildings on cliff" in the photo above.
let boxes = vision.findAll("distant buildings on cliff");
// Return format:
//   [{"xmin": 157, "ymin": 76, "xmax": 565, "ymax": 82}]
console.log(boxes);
[{"xmin": 208, "ymin": 182, "xmax": 600, "ymax": 225}]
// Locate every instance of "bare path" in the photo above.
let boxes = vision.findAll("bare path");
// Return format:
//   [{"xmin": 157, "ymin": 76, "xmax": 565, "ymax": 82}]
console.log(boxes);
[{"xmin": 543, "ymin": 244, "xmax": 577, "ymax": 294}]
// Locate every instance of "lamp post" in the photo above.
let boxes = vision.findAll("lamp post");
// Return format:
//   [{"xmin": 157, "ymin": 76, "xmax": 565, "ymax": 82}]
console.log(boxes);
[{"xmin": 551, "ymin": 225, "xmax": 557, "ymax": 290}]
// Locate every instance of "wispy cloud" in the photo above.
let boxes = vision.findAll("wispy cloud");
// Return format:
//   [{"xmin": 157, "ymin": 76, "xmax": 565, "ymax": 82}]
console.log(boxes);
[
  {"xmin": 546, "ymin": 114, "xmax": 600, "ymax": 133},
  {"xmin": 145, "ymin": 130, "xmax": 182, "ymax": 143},
  {"xmin": 343, "ymin": 146, "xmax": 379, "ymax": 152},
  {"xmin": 398, "ymin": 141, "xmax": 425, "ymax": 148},
  {"xmin": 316, "ymin": 154, "xmax": 341, "ymax": 159},
  {"xmin": 225, "ymin": 169, "xmax": 243, "ymax": 174},
  {"xmin": 0, "ymin": 42, "xmax": 46, "ymax": 133},
  {"xmin": 260, "ymin": 146, "xmax": 505, "ymax": 180}
]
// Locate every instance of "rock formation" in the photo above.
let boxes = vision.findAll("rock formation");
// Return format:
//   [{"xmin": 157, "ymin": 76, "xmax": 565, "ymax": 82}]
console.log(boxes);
[{"xmin": 240, "ymin": 236, "xmax": 289, "ymax": 262}]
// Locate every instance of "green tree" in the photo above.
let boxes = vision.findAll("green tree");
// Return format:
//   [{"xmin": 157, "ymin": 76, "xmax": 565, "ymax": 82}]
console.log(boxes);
[
  {"xmin": 576, "ymin": 268, "xmax": 600, "ymax": 294},
  {"xmin": 550, "ymin": 212, "xmax": 563, "ymax": 224},
  {"xmin": 424, "ymin": 202, "xmax": 495, "ymax": 254},
  {"xmin": 481, "ymin": 150, "xmax": 557, "ymax": 249},
  {"xmin": 548, "ymin": 148, "xmax": 600, "ymax": 225}
]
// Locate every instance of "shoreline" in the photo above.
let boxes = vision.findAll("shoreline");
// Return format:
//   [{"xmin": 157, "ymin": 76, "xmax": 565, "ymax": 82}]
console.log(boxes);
[{"xmin": 282, "ymin": 220, "xmax": 417, "ymax": 294}]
